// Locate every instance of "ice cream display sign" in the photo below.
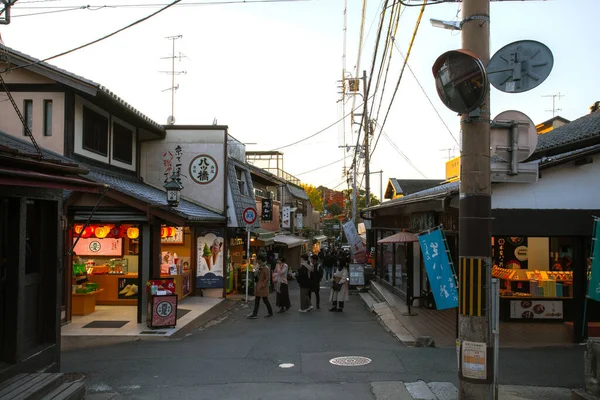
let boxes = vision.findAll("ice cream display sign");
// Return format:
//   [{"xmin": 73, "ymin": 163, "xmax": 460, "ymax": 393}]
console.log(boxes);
[{"xmin": 197, "ymin": 229, "xmax": 225, "ymax": 288}]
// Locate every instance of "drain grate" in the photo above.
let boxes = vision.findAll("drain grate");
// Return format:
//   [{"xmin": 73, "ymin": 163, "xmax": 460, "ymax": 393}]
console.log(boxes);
[{"xmin": 329, "ymin": 356, "xmax": 372, "ymax": 367}]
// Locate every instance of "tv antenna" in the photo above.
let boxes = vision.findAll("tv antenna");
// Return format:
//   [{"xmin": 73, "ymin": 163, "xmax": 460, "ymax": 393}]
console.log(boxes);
[
  {"xmin": 542, "ymin": 92, "xmax": 565, "ymax": 118},
  {"xmin": 439, "ymin": 147, "xmax": 457, "ymax": 160},
  {"xmin": 160, "ymin": 35, "xmax": 187, "ymax": 124}
]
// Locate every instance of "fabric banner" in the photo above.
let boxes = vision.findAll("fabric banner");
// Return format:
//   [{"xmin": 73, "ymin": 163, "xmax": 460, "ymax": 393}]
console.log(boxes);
[
  {"xmin": 281, "ymin": 206, "xmax": 291, "ymax": 228},
  {"xmin": 588, "ymin": 219, "xmax": 600, "ymax": 301},
  {"xmin": 418, "ymin": 227, "xmax": 458, "ymax": 310},
  {"xmin": 342, "ymin": 221, "xmax": 367, "ymax": 263}
]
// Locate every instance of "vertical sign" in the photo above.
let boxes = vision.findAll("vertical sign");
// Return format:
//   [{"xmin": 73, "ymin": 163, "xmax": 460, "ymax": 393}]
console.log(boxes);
[
  {"xmin": 296, "ymin": 213, "xmax": 303, "ymax": 229},
  {"xmin": 281, "ymin": 206, "xmax": 291, "ymax": 228},
  {"xmin": 418, "ymin": 227, "xmax": 458, "ymax": 310},
  {"xmin": 342, "ymin": 221, "xmax": 367, "ymax": 263},
  {"xmin": 262, "ymin": 198, "xmax": 273, "ymax": 222},
  {"xmin": 588, "ymin": 219, "xmax": 600, "ymax": 301},
  {"xmin": 493, "ymin": 236, "xmax": 528, "ymax": 269},
  {"xmin": 197, "ymin": 228, "xmax": 225, "ymax": 288}
]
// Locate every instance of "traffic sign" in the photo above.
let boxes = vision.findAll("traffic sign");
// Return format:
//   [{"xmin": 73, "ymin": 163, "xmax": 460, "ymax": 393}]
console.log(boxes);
[{"xmin": 242, "ymin": 207, "xmax": 257, "ymax": 225}]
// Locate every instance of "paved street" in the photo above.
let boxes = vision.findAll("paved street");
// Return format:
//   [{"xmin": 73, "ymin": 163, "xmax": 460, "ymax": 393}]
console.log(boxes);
[{"xmin": 62, "ymin": 285, "xmax": 585, "ymax": 399}]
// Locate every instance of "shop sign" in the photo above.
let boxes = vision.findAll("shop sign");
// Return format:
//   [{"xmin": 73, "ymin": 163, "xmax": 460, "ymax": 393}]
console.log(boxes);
[
  {"xmin": 342, "ymin": 222, "xmax": 367, "ymax": 263},
  {"xmin": 148, "ymin": 295, "xmax": 177, "ymax": 328},
  {"xmin": 117, "ymin": 277, "xmax": 139, "ymax": 299},
  {"xmin": 261, "ymin": 198, "xmax": 273, "ymax": 222},
  {"xmin": 281, "ymin": 206, "xmax": 291, "ymax": 228},
  {"xmin": 493, "ymin": 237, "xmax": 528, "ymax": 269},
  {"xmin": 510, "ymin": 299, "xmax": 563, "ymax": 319},
  {"xmin": 189, "ymin": 154, "xmax": 218, "ymax": 185},
  {"xmin": 588, "ymin": 219, "xmax": 600, "ymax": 301},
  {"xmin": 418, "ymin": 227, "xmax": 458, "ymax": 310},
  {"xmin": 296, "ymin": 213, "xmax": 303, "ymax": 229},
  {"xmin": 73, "ymin": 238, "xmax": 123, "ymax": 257},
  {"xmin": 461, "ymin": 341, "xmax": 487, "ymax": 380},
  {"xmin": 411, "ymin": 212, "xmax": 435, "ymax": 232},
  {"xmin": 349, "ymin": 264, "xmax": 365, "ymax": 286},
  {"xmin": 197, "ymin": 229, "xmax": 225, "ymax": 288}
]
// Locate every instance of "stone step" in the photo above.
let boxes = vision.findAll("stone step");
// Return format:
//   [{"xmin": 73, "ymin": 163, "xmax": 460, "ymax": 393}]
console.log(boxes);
[
  {"xmin": 40, "ymin": 382, "xmax": 85, "ymax": 400},
  {"xmin": 0, "ymin": 373, "xmax": 64, "ymax": 400}
]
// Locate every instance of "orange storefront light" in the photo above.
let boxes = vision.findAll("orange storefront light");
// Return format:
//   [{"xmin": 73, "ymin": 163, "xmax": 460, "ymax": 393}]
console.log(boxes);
[{"xmin": 127, "ymin": 227, "xmax": 140, "ymax": 239}]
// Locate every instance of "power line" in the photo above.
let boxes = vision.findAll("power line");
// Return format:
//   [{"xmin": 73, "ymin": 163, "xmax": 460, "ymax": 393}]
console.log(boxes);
[
  {"xmin": 370, "ymin": 0, "xmax": 427, "ymax": 157},
  {"xmin": 391, "ymin": 39, "xmax": 459, "ymax": 146},
  {"xmin": 13, "ymin": 0, "xmax": 309, "ymax": 9},
  {"xmin": 295, "ymin": 155, "xmax": 353, "ymax": 176},
  {"xmin": 1, "ymin": 0, "xmax": 186, "ymax": 74},
  {"xmin": 270, "ymin": 96, "xmax": 373, "ymax": 151},
  {"xmin": 12, "ymin": 6, "xmax": 100, "ymax": 18}
]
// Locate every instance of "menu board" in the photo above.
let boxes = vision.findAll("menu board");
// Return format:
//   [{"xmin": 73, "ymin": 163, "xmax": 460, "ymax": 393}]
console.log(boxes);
[
  {"xmin": 510, "ymin": 299, "xmax": 563, "ymax": 319},
  {"xmin": 349, "ymin": 264, "xmax": 365, "ymax": 286}
]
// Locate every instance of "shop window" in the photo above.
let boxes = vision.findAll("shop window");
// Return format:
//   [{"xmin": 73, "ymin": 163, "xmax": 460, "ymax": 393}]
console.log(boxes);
[
  {"xmin": 112, "ymin": 122, "xmax": 133, "ymax": 165},
  {"xmin": 43, "ymin": 100, "xmax": 53, "ymax": 137},
  {"xmin": 23, "ymin": 99, "xmax": 33, "ymax": 135},
  {"xmin": 82, "ymin": 106, "xmax": 109, "ymax": 156}
]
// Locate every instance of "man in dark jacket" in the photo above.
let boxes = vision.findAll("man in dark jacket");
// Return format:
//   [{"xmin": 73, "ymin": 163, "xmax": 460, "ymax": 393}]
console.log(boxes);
[
  {"xmin": 297, "ymin": 254, "xmax": 313, "ymax": 312},
  {"xmin": 310, "ymin": 254, "xmax": 323, "ymax": 309}
]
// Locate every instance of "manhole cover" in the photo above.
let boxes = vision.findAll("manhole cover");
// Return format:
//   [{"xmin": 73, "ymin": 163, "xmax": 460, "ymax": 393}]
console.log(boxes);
[
  {"xmin": 329, "ymin": 356, "xmax": 372, "ymax": 366},
  {"xmin": 278, "ymin": 363, "xmax": 295, "ymax": 368}
]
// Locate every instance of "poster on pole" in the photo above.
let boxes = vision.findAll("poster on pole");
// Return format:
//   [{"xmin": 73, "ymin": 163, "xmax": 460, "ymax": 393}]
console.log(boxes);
[
  {"xmin": 418, "ymin": 227, "xmax": 458, "ymax": 310},
  {"xmin": 342, "ymin": 221, "xmax": 367, "ymax": 263}
]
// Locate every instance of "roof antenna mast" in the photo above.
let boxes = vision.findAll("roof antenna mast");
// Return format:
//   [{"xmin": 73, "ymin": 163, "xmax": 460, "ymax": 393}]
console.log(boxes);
[{"xmin": 160, "ymin": 35, "xmax": 186, "ymax": 125}]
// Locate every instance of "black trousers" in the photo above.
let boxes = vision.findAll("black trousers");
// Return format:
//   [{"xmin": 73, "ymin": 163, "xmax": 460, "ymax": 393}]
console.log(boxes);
[
  {"xmin": 252, "ymin": 296, "xmax": 273, "ymax": 316},
  {"xmin": 276, "ymin": 283, "xmax": 291, "ymax": 309},
  {"xmin": 311, "ymin": 287, "xmax": 320, "ymax": 307}
]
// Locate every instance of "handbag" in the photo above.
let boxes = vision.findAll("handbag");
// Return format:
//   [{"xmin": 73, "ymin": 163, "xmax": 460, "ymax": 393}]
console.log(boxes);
[{"xmin": 332, "ymin": 281, "xmax": 343, "ymax": 292}]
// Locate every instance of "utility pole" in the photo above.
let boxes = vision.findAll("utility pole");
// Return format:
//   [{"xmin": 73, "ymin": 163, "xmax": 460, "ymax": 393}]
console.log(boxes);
[
  {"xmin": 160, "ymin": 35, "xmax": 186, "ymax": 123},
  {"xmin": 369, "ymin": 170, "xmax": 383, "ymax": 203},
  {"xmin": 542, "ymin": 92, "xmax": 565, "ymax": 118},
  {"xmin": 362, "ymin": 70, "xmax": 371, "ymax": 210},
  {"xmin": 341, "ymin": 145, "xmax": 359, "ymax": 224},
  {"xmin": 458, "ymin": 0, "xmax": 492, "ymax": 399}
]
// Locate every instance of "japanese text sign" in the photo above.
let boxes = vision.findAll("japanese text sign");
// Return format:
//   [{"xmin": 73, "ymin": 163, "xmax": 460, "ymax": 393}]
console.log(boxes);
[
  {"xmin": 261, "ymin": 198, "xmax": 273, "ymax": 222},
  {"xmin": 342, "ymin": 221, "xmax": 367, "ymax": 263},
  {"xmin": 418, "ymin": 227, "xmax": 458, "ymax": 310}
]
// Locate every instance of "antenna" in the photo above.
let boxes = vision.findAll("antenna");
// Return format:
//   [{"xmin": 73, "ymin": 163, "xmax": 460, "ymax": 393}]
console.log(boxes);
[
  {"xmin": 160, "ymin": 35, "xmax": 187, "ymax": 124},
  {"xmin": 542, "ymin": 92, "xmax": 566, "ymax": 118},
  {"xmin": 439, "ymin": 148, "xmax": 455, "ymax": 160}
]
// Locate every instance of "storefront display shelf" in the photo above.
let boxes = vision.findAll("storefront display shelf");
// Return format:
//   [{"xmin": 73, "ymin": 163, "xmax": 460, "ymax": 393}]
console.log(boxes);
[
  {"xmin": 87, "ymin": 273, "xmax": 139, "ymax": 305},
  {"xmin": 72, "ymin": 289, "xmax": 104, "ymax": 316}
]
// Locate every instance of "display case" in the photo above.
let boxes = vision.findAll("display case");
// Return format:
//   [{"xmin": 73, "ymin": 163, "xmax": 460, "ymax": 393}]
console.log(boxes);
[
  {"xmin": 108, "ymin": 258, "xmax": 129, "ymax": 274},
  {"xmin": 491, "ymin": 266, "xmax": 573, "ymax": 321}
]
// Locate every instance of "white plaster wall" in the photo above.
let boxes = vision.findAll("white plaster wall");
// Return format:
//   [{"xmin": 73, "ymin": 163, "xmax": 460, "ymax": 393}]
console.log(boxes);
[
  {"xmin": 0, "ymin": 91, "xmax": 65, "ymax": 155},
  {"xmin": 141, "ymin": 129, "xmax": 226, "ymax": 214},
  {"xmin": 492, "ymin": 154, "xmax": 600, "ymax": 209}
]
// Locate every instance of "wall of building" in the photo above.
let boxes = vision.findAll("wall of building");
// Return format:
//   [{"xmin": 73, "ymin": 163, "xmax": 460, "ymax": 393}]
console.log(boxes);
[{"xmin": 492, "ymin": 154, "xmax": 600, "ymax": 210}]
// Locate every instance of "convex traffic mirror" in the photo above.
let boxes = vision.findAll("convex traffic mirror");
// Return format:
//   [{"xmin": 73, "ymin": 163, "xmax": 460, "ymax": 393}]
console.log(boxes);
[{"xmin": 432, "ymin": 50, "xmax": 488, "ymax": 114}]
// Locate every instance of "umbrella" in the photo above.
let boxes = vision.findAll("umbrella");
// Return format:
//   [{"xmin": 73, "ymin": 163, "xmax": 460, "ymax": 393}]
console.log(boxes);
[{"xmin": 377, "ymin": 231, "xmax": 419, "ymax": 244}]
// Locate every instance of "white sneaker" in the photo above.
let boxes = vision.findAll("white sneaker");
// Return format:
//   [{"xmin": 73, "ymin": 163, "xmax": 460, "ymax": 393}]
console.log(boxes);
[
  {"xmin": 307, "ymin": 306, "xmax": 314, "ymax": 311},
  {"xmin": 299, "ymin": 309, "xmax": 307, "ymax": 313}
]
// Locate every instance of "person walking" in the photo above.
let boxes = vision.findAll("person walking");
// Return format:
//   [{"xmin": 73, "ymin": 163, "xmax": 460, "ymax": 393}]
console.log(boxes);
[
  {"xmin": 329, "ymin": 258, "xmax": 349, "ymax": 312},
  {"xmin": 297, "ymin": 254, "xmax": 313, "ymax": 312},
  {"xmin": 273, "ymin": 257, "xmax": 291, "ymax": 313},
  {"xmin": 247, "ymin": 254, "xmax": 274, "ymax": 319},
  {"xmin": 323, "ymin": 250, "xmax": 334, "ymax": 282},
  {"xmin": 309, "ymin": 254, "xmax": 324, "ymax": 309}
]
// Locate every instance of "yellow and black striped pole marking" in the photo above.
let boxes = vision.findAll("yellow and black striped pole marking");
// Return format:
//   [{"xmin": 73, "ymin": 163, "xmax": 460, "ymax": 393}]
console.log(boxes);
[{"xmin": 459, "ymin": 257, "xmax": 487, "ymax": 316}]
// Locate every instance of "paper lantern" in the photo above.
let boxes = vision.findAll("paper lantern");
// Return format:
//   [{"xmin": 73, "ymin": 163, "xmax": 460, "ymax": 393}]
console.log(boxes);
[
  {"xmin": 95, "ymin": 226, "xmax": 109, "ymax": 239},
  {"xmin": 161, "ymin": 227, "xmax": 167, "ymax": 238},
  {"xmin": 82, "ymin": 227, "xmax": 94, "ymax": 238},
  {"xmin": 74, "ymin": 224, "xmax": 84, "ymax": 235},
  {"xmin": 127, "ymin": 227, "xmax": 139, "ymax": 239}
]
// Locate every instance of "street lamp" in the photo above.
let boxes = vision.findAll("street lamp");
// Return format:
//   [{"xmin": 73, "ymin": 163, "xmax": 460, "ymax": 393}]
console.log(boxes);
[
  {"xmin": 164, "ymin": 172, "xmax": 183, "ymax": 207},
  {"xmin": 430, "ymin": 18, "xmax": 461, "ymax": 30}
]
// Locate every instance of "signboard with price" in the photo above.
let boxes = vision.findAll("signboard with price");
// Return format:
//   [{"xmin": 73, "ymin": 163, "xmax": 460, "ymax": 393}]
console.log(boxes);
[
  {"xmin": 418, "ymin": 227, "xmax": 458, "ymax": 310},
  {"xmin": 147, "ymin": 295, "xmax": 178, "ymax": 328}
]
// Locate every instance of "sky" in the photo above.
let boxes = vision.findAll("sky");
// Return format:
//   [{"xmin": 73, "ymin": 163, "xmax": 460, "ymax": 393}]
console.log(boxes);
[{"xmin": 1, "ymin": 0, "xmax": 598, "ymax": 200}]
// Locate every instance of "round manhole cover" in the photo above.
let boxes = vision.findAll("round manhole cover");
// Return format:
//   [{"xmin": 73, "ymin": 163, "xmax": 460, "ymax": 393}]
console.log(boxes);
[
  {"xmin": 329, "ymin": 356, "xmax": 372, "ymax": 367},
  {"xmin": 279, "ymin": 363, "xmax": 295, "ymax": 368}
]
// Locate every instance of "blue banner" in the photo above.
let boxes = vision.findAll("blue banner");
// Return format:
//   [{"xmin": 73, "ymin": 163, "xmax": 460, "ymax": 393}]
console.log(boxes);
[
  {"xmin": 588, "ymin": 219, "xmax": 600, "ymax": 301},
  {"xmin": 418, "ymin": 227, "xmax": 458, "ymax": 310}
]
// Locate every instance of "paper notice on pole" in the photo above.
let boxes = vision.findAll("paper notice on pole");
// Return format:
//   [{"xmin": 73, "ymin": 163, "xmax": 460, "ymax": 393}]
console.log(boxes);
[{"xmin": 462, "ymin": 341, "xmax": 487, "ymax": 380}]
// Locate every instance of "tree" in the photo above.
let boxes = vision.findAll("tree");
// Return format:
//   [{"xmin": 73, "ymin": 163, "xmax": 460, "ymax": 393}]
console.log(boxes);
[
  {"xmin": 342, "ymin": 189, "xmax": 380, "ymax": 214},
  {"xmin": 300, "ymin": 183, "xmax": 323, "ymax": 211}
]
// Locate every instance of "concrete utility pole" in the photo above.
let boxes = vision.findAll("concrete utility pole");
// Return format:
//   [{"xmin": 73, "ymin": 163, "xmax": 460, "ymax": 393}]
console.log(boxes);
[
  {"xmin": 458, "ymin": 0, "xmax": 493, "ymax": 398},
  {"xmin": 362, "ymin": 70, "xmax": 371, "ymax": 210}
]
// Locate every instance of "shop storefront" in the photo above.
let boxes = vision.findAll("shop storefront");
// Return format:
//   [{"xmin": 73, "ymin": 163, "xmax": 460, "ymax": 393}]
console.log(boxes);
[{"xmin": 274, "ymin": 234, "xmax": 308, "ymax": 271}]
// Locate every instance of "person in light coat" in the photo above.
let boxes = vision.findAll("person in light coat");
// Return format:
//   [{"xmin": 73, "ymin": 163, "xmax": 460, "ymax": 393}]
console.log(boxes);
[{"xmin": 329, "ymin": 258, "xmax": 349, "ymax": 312}]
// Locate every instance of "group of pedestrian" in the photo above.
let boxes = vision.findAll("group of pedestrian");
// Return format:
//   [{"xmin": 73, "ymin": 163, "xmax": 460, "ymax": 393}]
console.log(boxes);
[{"xmin": 247, "ymin": 248, "xmax": 351, "ymax": 319}]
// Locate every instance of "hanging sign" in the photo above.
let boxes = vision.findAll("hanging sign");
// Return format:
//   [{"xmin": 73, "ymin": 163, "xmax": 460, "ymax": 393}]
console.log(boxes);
[
  {"xmin": 588, "ymin": 218, "xmax": 600, "ymax": 301},
  {"xmin": 342, "ymin": 222, "xmax": 367, "ymax": 263},
  {"xmin": 72, "ymin": 238, "xmax": 123, "ymax": 257},
  {"xmin": 261, "ymin": 198, "xmax": 273, "ymax": 222},
  {"xmin": 281, "ymin": 206, "xmax": 291, "ymax": 228},
  {"xmin": 296, "ymin": 213, "xmax": 303, "ymax": 229},
  {"xmin": 418, "ymin": 227, "xmax": 458, "ymax": 310}
]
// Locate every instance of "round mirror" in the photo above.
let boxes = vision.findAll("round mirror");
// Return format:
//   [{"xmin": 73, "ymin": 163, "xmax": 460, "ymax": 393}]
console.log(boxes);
[{"xmin": 432, "ymin": 50, "xmax": 488, "ymax": 114}]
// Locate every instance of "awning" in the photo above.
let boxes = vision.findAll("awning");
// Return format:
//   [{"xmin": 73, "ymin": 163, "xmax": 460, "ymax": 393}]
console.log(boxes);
[
  {"xmin": 313, "ymin": 235, "xmax": 327, "ymax": 242},
  {"xmin": 274, "ymin": 234, "xmax": 308, "ymax": 249},
  {"xmin": 378, "ymin": 231, "xmax": 419, "ymax": 244},
  {"xmin": 251, "ymin": 227, "xmax": 276, "ymax": 247},
  {"xmin": 0, "ymin": 167, "xmax": 106, "ymax": 193}
]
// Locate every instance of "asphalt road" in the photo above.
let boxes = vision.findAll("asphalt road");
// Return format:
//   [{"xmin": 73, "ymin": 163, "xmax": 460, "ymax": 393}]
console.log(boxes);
[{"xmin": 62, "ymin": 284, "xmax": 585, "ymax": 400}]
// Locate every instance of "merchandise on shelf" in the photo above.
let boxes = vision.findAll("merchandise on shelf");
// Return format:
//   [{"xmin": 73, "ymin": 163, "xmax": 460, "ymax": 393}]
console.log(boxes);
[{"xmin": 491, "ymin": 266, "xmax": 573, "ymax": 298}]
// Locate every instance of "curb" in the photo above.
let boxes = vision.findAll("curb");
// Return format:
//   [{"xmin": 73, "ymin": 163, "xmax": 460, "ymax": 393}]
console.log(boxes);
[
  {"xmin": 170, "ymin": 299, "xmax": 241, "ymax": 339},
  {"xmin": 359, "ymin": 291, "xmax": 416, "ymax": 346}
]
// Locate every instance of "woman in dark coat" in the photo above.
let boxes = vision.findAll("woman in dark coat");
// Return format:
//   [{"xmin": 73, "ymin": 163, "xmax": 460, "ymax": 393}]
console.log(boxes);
[
  {"xmin": 310, "ymin": 254, "xmax": 323, "ymax": 309},
  {"xmin": 297, "ymin": 254, "xmax": 313, "ymax": 312}
]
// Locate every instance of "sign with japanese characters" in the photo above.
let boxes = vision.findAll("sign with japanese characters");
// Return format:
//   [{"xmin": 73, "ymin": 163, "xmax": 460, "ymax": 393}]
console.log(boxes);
[
  {"xmin": 148, "ymin": 295, "xmax": 177, "ymax": 328},
  {"xmin": 189, "ymin": 154, "xmax": 218, "ymax": 185},
  {"xmin": 493, "ymin": 236, "xmax": 528, "ymax": 269},
  {"xmin": 141, "ymin": 128, "xmax": 226, "ymax": 214},
  {"xmin": 261, "ymin": 198, "xmax": 273, "ymax": 222},
  {"xmin": 296, "ymin": 213, "xmax": 303, "ymax": 229},
  {"xmin": 589, "ymin": 219, "xmax": 600, "ymax": 301},
  {"xmin": 510, "ymin": 299, "xmax": 563, "ymax": 319},
  {"xmin": 342, "ymin": 221, "xmax": 367, "ymax": 263},
  {"xmin": 72, "ymin": 238, "xmax": 123, "ymax": 257},
  {"xmin": 418, "ymin": 227, "xmax": 458, "ymax": 310},
  {"xmin": 461, "ymin": 341, "xmax": 487, "ymax": 380},
  {"xmin": 281, "ymin": 206, "xmax": 291, "ymax": 228}
]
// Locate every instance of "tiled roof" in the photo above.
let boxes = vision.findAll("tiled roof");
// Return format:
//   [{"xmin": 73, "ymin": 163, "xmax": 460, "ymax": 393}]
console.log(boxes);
[
  {"xmin": 367, "ymin": 181, "xmax": 459, "ymax": 211},
  {"xmin": 390, "ymin": 178, "xmax": 445, "ymax": 196},
  {"xmin": 286, "ymin": 183, "xmax": 309, "ymax": 200},
  {"xmin": 0, "ymin": 45, "xmax": 164, "ymax": 133},
  {"xmin": 0, "ymin": 130, "xmax": 79, "ymax": 165},
  {"xmin": 228, "ymin": 157, "xmax": 260, "ymax": 228},
  {"xmin": 532, "ymin": 111, "xmax": 600, "ymax": 158},
  {"xmin": 85, "ymin": 169, "xmax": 224, "ymax": 222}
]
